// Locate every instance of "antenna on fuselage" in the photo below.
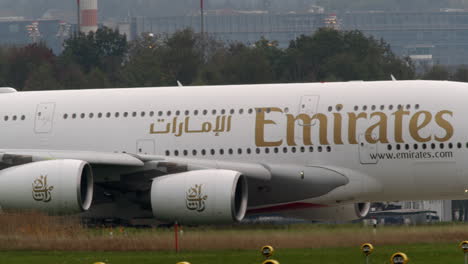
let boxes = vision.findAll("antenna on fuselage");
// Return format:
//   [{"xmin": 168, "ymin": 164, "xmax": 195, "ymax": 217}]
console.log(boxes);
[
  {"xmin": 391, "ymin": 74, "xmax": 397, "ymax": 81},
  {"xmin": 177, "ymin": 81, "xmax": 183, "ymax": 87}
]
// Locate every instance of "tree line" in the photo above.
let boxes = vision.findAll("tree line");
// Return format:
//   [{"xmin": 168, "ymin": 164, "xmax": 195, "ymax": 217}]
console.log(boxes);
[{"xmin": 0, "ymin": 26, "xmax": 466, "ymax": 91}]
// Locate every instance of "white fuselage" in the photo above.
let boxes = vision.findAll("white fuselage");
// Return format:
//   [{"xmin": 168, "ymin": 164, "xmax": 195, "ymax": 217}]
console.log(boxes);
[{"xmin": 2, "ymin": 80, "xmax": 468, "ymax": 209}]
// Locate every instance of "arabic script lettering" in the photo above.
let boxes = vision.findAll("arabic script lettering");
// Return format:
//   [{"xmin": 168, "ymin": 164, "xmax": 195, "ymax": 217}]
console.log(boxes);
[
  {"xmin": 186, "ymin": 184, "xmax": 208, "ymax": 212},
  {"xmin": 32, "ymin": 175, "xmax": 54, "ymax": 203}
]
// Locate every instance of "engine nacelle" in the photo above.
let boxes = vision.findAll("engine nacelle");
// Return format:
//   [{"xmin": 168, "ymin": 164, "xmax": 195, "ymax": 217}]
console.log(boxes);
[
  {"xmin": 151, "ymin": 169, "xmax": 248, "ymax": 224},
  {"xmin": 0, "ymin": 159, "xmax": 93, "ymax": 214},
  {"xmin": 282, "ymin": 202, "xmax": 371, "ymax": 222}
]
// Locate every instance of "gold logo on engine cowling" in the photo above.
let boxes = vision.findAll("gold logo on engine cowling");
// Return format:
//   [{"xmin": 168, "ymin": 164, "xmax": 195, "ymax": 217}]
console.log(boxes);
[
  {"xmin": 186, "ymin": 184, "xmax": 208, "ymax": 212},
  {"xmin": 32, "ymin": 175, "xmax": 54, "ymax": 203}
]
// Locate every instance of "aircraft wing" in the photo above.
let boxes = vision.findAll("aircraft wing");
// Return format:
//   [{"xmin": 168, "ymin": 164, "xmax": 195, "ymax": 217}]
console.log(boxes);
[
  {"xmin": 0, "ymin": 149, "xmax": 347, "ymax": 192},
  {"xmin": 0, "ymin": 149, "xmax": 146, "ymax": 167},
  {"xmin": 0, "ymin": 149, "xmax": 350, "ymax": 222},
  {"xmin": 0, "ymin": 149, "xmax": 272, "ymax": 180}
]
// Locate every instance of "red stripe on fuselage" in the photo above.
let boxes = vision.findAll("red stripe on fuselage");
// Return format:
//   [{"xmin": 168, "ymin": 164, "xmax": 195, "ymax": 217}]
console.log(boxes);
[{"xmin": 247, "ymin": 202, "xmax": 328, "ymax": 214}]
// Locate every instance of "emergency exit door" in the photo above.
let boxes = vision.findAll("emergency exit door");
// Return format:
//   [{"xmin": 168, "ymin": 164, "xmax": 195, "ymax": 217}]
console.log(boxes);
[
  {"xmin": 358, "ymin": 133, "xmax": 378, "ymax": 164},
  {"xmin": 34, "ymin": 103, "xmax": 55, "ymax": 133},
  {"xmin": 137, "ymin": 139, "xmax": 155, "ymax": 155}
]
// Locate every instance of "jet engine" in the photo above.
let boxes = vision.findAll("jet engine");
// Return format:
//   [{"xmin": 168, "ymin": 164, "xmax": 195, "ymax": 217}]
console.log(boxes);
[
  {"xmin": 282, "ymin": 202, "xmax": 371, "ymax": 222},
  {"xmin": 151, "ymin": 169, "xmax": 248, "ymax": 224},
  {"xmin": 0, "ymin": 159, "xmax": 93, "ymax": 214}
]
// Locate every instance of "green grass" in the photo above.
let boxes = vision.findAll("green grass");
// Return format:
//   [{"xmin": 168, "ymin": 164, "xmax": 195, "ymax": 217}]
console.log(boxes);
[{"xmin": 1, "ymin": 243, "xmax": 466, "ymax": 264}]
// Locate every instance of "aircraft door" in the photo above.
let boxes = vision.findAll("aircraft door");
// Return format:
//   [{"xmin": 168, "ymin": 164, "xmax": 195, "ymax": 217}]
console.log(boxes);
[
  {"xmin": 137, "ymin": 139, "xmax": 155, "ymax": 155},
  {"xmin": 358, "ymin": 133, "xmax": 378, "ymax": 164},
  {"xmin": 297, "ymin": 95, "xmax": 319, "ymax": 125},
  {"xmin": 294, "ymin": 95, "xmax": 320, "ymax": 144},
  {"xmin": 34, "ymin": 103, "xmax": 55, "ymax": 134}
]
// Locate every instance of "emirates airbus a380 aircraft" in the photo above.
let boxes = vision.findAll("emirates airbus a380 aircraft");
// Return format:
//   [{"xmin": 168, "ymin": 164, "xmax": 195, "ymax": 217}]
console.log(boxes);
[{"xmin": 0, "ymin": 80, "xmax": 465, "ymax": 224}]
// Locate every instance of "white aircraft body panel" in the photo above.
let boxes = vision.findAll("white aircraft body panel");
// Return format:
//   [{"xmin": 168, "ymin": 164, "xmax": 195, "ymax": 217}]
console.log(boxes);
[{"xmin": 0, "ymin": 80, "xmax": 466, "ymax": 222}]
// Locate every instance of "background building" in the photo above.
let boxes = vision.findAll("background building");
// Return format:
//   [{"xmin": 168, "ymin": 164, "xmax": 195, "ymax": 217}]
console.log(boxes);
[
  {"xmin": 0, "ymin": 18, "xmax": 70, "ymax": 53},
  {"xmin": 131, "ymin": 10, "xmax": 468, "ymax": 67}
]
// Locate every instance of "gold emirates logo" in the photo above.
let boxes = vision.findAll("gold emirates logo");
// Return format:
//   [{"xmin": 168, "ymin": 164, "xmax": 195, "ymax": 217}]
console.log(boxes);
[
  {"xmin": 255, "ymin": 107, "xmax": 454, "ymax": 147},
  {"xmin": 186, "ymin": 184, "xmax": 208, "ymax": 212},
  {"xmin": 32, "ymin": 175, "xmax": 54, "ymax": 203}
]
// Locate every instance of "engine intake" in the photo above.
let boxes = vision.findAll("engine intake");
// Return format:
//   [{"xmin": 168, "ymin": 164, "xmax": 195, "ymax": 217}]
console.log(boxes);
[
  {"xmin": 0, "ymin": 159, "xmax": 93, "ymax": 214},
  {"xmin": 151, "ymin": 169, "xmax": 248, "ymax": 224}
]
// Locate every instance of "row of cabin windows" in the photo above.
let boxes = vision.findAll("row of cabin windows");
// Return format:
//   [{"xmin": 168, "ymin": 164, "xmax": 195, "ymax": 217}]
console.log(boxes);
[
  {"xmin": 62, "ymin": 108, "xmax": 292, "ymax": 120},
  {"xmin": 63, "ymin": 103, "xmax": 425, "ymax": 120},
  {"xmin": 165, "ymin": 146, "xmax": 333, "ymax": 157},
  {"xmin": 4, "ymin": 115, "xmax": 26, "ymax": 121},
  {"xmin": 328, "ymin": 104, "xmax": 421, "ymax": 112},
  {"xmin": 387, "ymin": 142, "xmax": 465, "ymax": 151}
]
